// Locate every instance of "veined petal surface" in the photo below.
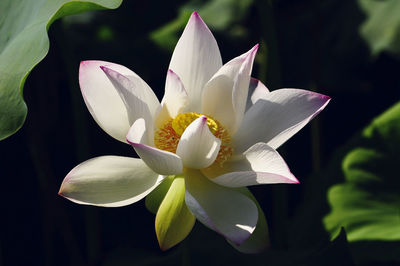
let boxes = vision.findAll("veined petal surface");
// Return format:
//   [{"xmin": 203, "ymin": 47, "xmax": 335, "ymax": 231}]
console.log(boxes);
[
  {"xmin": 234, "ymin": 89, "xmax": 331, "ymax": 153},
  {"xmin": 184, "ymin": 169, "xmax": 258, "ymax": 245},
  {"xmin": 169, "ymin": 12, "xmax": 222, "ymax": 112},
  {"xmin": 59, "ymin": 156, "xmax": 164, "ymax": 207}
]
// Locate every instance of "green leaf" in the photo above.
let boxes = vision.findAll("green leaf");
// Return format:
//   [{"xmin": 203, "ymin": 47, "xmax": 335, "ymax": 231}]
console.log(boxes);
[
  {"xmin": 358, "ymin": 0, "xmax": 400, "ymax": 57},
  {"xmin": 323, "ymin": 101, "xmax": 400, "ymax": 262},
  {"xmin": 155, "ymin": 175, "xmax": 196, "ymax": 251},
  {"xmin": 0, "ymin": 0, "xmax": 122, "ymax": 141}
]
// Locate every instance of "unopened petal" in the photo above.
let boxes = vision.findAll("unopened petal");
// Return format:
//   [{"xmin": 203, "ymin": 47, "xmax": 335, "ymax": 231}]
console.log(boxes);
[
  {"xmin": 184, "ymin": 169, "xmax": 258, "ymax": 245},
  {"xmin": 234, "ymin": 89, "xmax": 331, "ymax": 153},
  {"xmin": 207, "ymin": 143, "xmax": 298, "ymax": 187},
  {"xmin": 59, "ymin": 156, "xmax": 164, "ymax": 207},
  {"xmin": 156, "ymin": 176, "xmax": 195, "ymax": 250},
  {"xmin": 79, "ymin": 60, "xmax": 133, "ymax": 142},
  {"xmin": 127, "ymin": 119, "xmax": 183, "ymax": 175},
  {"xmin": 145, "ymin": 176, "xmax": 174, "ymax": 214},
  {"xmin": 169, "ymin": 12, "xmax": 222, "ymax": 112},
  {"xmin": 202, "ymin": 45, "xmax": 258, "ymax": 133},
  {"xmin": 176, "ymin": 116, "xmax": 221, "ymax": 169}
]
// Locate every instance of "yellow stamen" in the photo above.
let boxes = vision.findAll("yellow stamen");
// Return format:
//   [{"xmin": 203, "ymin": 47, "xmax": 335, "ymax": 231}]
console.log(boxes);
[
  {"xmin": 154, "ymin": 112, "xmax": 233, "ymax": 168},
  {"xmin": 172, "ymin": 112, "xmax": 218, "ymax": 135}
]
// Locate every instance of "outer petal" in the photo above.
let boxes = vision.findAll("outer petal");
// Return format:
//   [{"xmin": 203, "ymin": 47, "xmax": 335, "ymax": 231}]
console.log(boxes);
[
  {"xmin": 155, "ymin": 69, "xmax": 189, "ymax": 128},
  {"xmin": 100, "ymin": 66, "xmax": 160, "ymax": 141},
  {"xmin": 155, "ymin": 175, "xmax": 196, "ymax": 250},
  {"xmin": 204, "ymin": 143, "xmax": 298, "ymax": 187},
  {"xmin": 127, "ymin": 119, "xmax": 183, "ymax": 175},
  {"xmin": 59, "ymin": 156, "xmax": 164, "ymax": 207},
  {"xmin": 245, "ymin": 78, "xmax": 270, "ymax": 112},
  {"xmin": 202, "ymin": 45, "xmax": 258, "ymax": 133},
  {"xmin": 233, "ymin": 89, "xmax": 331, "ymax": 153},
  {"xmin": 184, "ymin": 169, "xmax": 258, "ymax": 245},
  {"xmin": 79, "ymin": 60, "xmax": 134, "ymax": 142},
  {"xmin": 228, "ymin": 187, "xmax": 269, "ymax": 253},
  {"xmin": 176, "ymin": 116, "xmax": 221, "ymax": 169},
  {"xmin": 169, "ymin": 12, "xmax": 222, "ymax": 112}
]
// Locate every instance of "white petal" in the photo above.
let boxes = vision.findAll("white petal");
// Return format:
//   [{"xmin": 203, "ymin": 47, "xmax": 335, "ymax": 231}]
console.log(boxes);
[
  {"xmin": 233, "ymin": 89, "xmax": 331, "ymax": 153},
  {"xmin": 79, "ymin": 60, "xmax": 133, "ymax": 142},
  {"xmin": 176, "ymin": 116, "xmax": 221, "ymax": 169},
  {"xmin": 245, "ymin": 78, "xmax": 270, "ymax": 112},
  {"xmin": 101, "ymin": 66, "xmax": 160, "ymax": 133},
  {"xmin": 202, "ymin": 45, "xmax": 258, "ymax": 133},
  {"xmin": 127, "ymin": 119, "xmax": 183, "ymax": 175},
  {"xmin": 169, "ymin": 12, "xmax": 222, "ymax": 112},
  {"xmin": 59, "ymin": 156, "xmax": 164, "ymax": 207},
  {"xmin": 208, "ymin": 143, "xmax": 299, "ymax": 187},
  {"xmin": 184, "ymin": 169, "xmax": 258, "ymax": 245},
  {"xmin": 227, "ymin": 188, "xmax": 270, "ymax": 253},
  {"xmin": 155, "ymin": 69, "xmax": 189, "ymax": 128}
]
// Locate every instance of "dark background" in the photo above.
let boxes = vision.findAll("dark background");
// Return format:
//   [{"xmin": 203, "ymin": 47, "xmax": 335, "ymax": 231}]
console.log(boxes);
[{"xmin": 1, "ymin": 0, "xmax": 399, "ymax": 265}]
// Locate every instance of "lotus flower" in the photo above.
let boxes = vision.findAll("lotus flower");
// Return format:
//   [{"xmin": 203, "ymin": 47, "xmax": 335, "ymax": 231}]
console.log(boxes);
[{"xmin": 59, "ymin": 11, "xmax": 330, "ymax": 252}]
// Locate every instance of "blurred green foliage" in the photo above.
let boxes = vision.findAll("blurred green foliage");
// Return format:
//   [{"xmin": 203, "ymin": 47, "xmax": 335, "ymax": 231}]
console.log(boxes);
[
  {"xmin": 324, "ymin": 102, "xmax": 400, "ymax": 263},
  {"xmin": 151, "ymin": 0, "xmax": 254, "ymax": 51},
  {"xmin": 359, "ymin": 0, "xmax": 400, "ymax": 57}
]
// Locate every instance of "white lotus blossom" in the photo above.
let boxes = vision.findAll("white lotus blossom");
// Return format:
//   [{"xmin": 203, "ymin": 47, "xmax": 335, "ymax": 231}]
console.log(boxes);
[{"xmin": 59, "ymin": 12, "xmax": 330, "ymax": 252}]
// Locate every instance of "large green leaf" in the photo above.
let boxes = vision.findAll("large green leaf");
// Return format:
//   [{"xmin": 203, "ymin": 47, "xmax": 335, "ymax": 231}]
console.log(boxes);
[
  {"xmin": 0, "ymin": 0, "xmax": 122, "ymax": 141},
  {"xmin": 358, "ymin": 0, "xmax": 400, "ymax": 57},
  {"xmin": 324, "ymin": 101, "xmax": 400, "ymax": 262}
]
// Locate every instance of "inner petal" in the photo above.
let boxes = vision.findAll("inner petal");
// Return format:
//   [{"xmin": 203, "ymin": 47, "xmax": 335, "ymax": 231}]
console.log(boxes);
[{"xmin": 154, "ymin": 112, "xmax": 233, "ymax": 168}]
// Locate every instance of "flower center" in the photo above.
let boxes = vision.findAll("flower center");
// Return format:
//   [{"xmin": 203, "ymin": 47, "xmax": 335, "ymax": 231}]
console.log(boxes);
[{"xmin": 154, "ymin": 112, "xmax": 233, "ymax": 168}]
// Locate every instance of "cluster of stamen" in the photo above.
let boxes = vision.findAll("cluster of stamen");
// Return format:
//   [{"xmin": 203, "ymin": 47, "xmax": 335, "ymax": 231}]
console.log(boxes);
[{"xmin": 154, "ymin": 112, "xmax": 233, "ymax": 168}]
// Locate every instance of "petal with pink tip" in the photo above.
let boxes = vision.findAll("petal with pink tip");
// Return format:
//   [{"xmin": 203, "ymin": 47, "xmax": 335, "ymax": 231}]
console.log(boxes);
[
  {"xmin": 79, "ymin": 60, "xmax": 134, "ymax": 142},
  {"xmin": 176, "ymin": 116, "xmax": 221, "ymax": 169},
  {"xmin": 233, "ymin": 89, "xmax": 331, "ymax": 153},
  {"xmin": 202, "ymin": 45, "xmax": 258, "ymax": 133},
  {"xmin": 169, "ymin": 12, "xmax": 222, "ymax": 112},
  {"xmin": 205, "ymin": 143, "xmax": 299, "ymax": 187},
  {"xmin": 59, "ymin": 156, "xmax": 164, "ymax": 207},
  {"xmin": 184, "ymin": 169, "xmax": 258, "ymax": 245},
  {"xmin": 101, "ymin": 66, "xmax": 160, "ymax": 137},
  {"xmin": 127, "ymin": 119, "xmax": 183, "ymax": 175},
  {"xmin": 155, "ymin": 70, "xmax": 188, "ymax": 128}
]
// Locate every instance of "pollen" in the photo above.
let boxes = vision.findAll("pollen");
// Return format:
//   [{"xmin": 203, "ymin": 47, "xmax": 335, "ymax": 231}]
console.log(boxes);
[
  {"xmin": 154, "ymin": 112, "xmax": 233, "ymax": 167},
  {"xmin": 154, "ymin": 120, "xmax": 180, "ymax": 153},
  {"xmin": 172, "ymin": 112, "xmax": 218, "ymax": 135}
]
